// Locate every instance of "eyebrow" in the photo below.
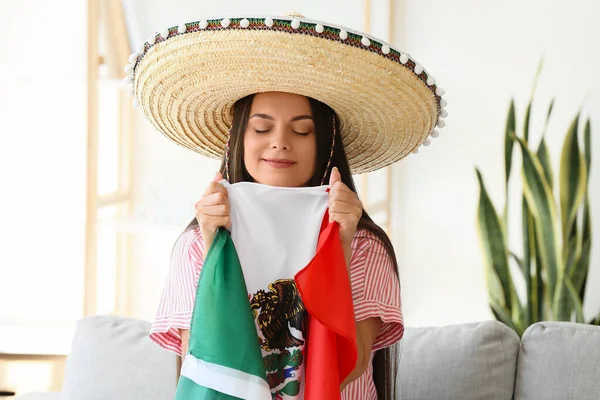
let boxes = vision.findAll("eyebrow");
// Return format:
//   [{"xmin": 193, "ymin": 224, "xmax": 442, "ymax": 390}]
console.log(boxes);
[{"xmin": 249, "ymin": 113, "xmax": 314, "ymax": 122}]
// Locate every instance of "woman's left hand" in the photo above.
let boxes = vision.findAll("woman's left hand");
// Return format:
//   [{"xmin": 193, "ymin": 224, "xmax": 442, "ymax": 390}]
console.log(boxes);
[{"xmin": 328, "ymin": 167, "xmax": 363, "ymax": 247}]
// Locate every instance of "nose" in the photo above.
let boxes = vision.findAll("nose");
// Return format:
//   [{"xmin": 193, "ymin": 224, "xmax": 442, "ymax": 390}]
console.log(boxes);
[{"xmin": 270, "ymin": 127, "xmax": 291, "ymax": 150}]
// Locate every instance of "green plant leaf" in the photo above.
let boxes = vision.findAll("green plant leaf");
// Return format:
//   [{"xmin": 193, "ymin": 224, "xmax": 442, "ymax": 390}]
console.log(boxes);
[
  {"xmin": 556, "ymin": 235, "xmax": 581, "ymax": 321},
  {"xmin": 510, "ymin": 252, "xmax": 526, "ymax": 281},
  {"xmin": 582, "ymin": 196, "xmax": 592, "ymax": 240},
  {"xmin": 584, "ymin": 118, "xmax": 591, "ymax": 176},
  {"xmin": 512, "ymin": 134, "xmax": 563, "ymax": 319},
  {"xmin": 508, "ymin": 252, "xmax": 528, "ymax": 326},
  {"xmin": 536, "ymin": 97, "xmax": 554, "ymax": 191},
  {"xmin": 524, "ymin": 58, "xmax": 543, "ymax": 142},
  {"xmin": 504, "ymin": 100, "xmax": 516, "ymax": 220},
  {"xmin": 532, "ymin": 137, "xmax": 553, "ymax": 322},
  {"xmin": 490, "ymin": 302, "xmax": 522, "ymax": 336},
  {"xmin": 534, "ymin": 228, "xmax": 546, "ymax": 322},
  {"xmin": 541, "ymin": 98, "xmax": 555, "ymax": 138},
  {"xmin": 564, "ymin": 235, "xmax": 581, "ymax": 279},
  {"xmin": 577, "ymin": 199, "xmax": 592, "ymax": 303},
  {"xmin": 521, "ymin": 201, "xmax": 535, "ymax": 325},
  {"xmin": 578, "ymin": 119, "xmax": 592, "ymax": 302},
  {"xmin": 537, "ymin": 137, "xmax": 554, "ymax": 188},
  {"xmin": 559, "ymin": 114, "xmax": 587, "ymax": 254},
  {"xmin": 563, "ymin": 274, "xmax": 584, "ymax": 323},
  {"xmin": 522, "ymin": 201, "xmax": 543, "ymax": 324},
  {"xmin": 512, "ymin": 245, "xmax": 533, "ymax": 326},
  {"xmin": 505, "ymin": 100, "xmax": 517, "ymax": 183},
  {"xmin": 525, "ymin": 98, "xmax": 553, "ymax": 324},
  {"xmin": 555, "ymin": 114, "xmax": 588, "ymax": 321},
  {"xmin": 524, "ymin": 103, "xmax": 532, "ymax": 142},
  {"xmin": 571, "ymin": 233, "xmax": 591, "ymax": 297},
  {"xmin": 476, "ymin": 168, "xmax": 513, "ymax": 311}
]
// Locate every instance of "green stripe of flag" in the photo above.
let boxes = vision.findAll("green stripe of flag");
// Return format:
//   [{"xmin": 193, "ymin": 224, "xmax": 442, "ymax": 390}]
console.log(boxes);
[{"xmin": 175, "ymin": 228, "xmax": 270, "ymax": 399}]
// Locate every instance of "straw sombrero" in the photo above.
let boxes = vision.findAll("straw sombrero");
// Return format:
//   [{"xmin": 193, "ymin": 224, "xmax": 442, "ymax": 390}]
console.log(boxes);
[{"xmin": 125, "ymin": 12, "xmax": 447, "ymax": 174}]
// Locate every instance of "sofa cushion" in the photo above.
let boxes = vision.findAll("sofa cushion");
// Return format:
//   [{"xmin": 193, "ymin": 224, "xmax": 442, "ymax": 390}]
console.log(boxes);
[
  {"xmin": 514, "ymin": 321, "xmax": 600, "ymax": 400},
  {"xmin": 61, "ymin": 315, "xmax": 178, "ymax": 400},
  {"xmin": 397, "ymin": 320, "xmax": 520, "ymax": 399}
]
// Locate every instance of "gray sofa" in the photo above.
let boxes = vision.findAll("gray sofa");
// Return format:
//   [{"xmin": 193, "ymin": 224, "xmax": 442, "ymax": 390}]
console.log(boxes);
[{"xmin": 15, "ymin": 315, "xmax": 600, "ymax": 399}]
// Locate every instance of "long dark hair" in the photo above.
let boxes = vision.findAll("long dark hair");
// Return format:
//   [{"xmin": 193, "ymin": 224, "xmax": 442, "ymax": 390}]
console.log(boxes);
[{"xmin": 185, "ymin": 93, "xmax": 399, "ymax": 399}]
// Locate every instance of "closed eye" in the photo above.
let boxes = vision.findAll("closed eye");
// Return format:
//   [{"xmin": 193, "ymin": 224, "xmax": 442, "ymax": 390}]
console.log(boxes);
[{"xmin": 254, "ymin": 129, "xmax": 310, "ymax": 136}]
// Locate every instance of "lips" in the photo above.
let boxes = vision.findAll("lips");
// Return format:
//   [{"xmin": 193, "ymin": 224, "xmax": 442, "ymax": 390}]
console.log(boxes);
[{"xmin": 262, "ymin": 158, "xmax": 296, "ymax": 168}]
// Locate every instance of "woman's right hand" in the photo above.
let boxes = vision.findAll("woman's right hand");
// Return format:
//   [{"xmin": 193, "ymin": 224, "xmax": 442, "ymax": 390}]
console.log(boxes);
[{"xmin": 195, "ymin": 172, "xmax": 231, "ymax": 250}]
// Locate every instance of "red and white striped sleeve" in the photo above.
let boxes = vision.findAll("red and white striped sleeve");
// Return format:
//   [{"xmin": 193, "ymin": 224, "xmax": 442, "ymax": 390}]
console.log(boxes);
[
  {"xmin": 149, "ymin": 226, "xmax": 205, "ymax": 356},
  {"xmin": 349, "ymin": 229, "xmax": 404, "ymax": 351}
]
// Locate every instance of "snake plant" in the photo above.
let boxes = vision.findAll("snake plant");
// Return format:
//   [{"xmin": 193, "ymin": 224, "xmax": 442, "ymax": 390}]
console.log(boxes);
[{"xmin": 475, "ymin": 62, "xmax": 598, "ymax": 337}]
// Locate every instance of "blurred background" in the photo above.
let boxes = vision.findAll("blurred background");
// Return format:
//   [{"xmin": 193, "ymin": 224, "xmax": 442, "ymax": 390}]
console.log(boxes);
[{"xmin": 0, "ymin": 0, "xmax": 599, "ymax": 396}]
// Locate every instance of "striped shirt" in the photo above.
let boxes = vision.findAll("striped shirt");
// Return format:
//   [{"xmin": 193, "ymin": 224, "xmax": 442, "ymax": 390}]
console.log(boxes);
[{"xmin": 150, "ymin": 226, "xmax": 404, "ymax": 400}]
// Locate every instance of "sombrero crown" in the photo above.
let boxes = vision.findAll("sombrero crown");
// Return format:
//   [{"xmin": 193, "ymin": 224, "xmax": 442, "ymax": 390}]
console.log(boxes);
[{"xmin": 125, "ymin": 13, "xmax": 447, "ymax": 174}]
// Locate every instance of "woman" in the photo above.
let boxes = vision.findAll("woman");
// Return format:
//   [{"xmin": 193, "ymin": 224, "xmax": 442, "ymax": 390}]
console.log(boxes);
[{"xmin": 126, "ymin": 12, "xmax": 446, "ymax": 400}]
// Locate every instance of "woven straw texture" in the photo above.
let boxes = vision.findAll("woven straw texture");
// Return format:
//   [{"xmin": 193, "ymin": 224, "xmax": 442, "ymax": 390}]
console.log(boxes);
[{"xmin": 133, "ymin": 18, "xmax": 441, "ymax": 174}]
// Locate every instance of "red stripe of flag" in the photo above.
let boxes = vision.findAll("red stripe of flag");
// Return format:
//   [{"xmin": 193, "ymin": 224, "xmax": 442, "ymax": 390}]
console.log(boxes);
[{"xmin": 295, "ymin": 212, "xmax": 358, "ymax": 399}]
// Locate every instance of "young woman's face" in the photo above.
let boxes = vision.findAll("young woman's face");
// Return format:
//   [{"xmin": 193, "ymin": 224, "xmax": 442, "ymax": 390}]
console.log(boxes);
[{"xmin": 244, "ymin": 92, "xmax": 317, "ymax": 187}]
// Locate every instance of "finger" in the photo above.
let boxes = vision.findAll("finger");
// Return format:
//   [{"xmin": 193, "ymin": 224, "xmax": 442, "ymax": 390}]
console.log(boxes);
[
  {"xmin": 329, "ymin": 211, "xmax": 360, "ymax": 226},
  {"xmin": 328, "ymin": 197, "xmax": 357, "ymax": 211},
  {"xmin": 202, "ymin": 216, "xmax": 231, "ymax": 232},
  {"xmin": 201, "ymin": 192, "xmax": 229, "ymax": 206},
  {"xmin": 213, "ymin": 171, "xmax": 223, "ymax": 182},
  {"xmin": 203, "ymin": 181, "xmax": 229, "ymax": 198},
  {"xmin": 196, "ymin": 193, "xmax": 229, "ymax": 212},
  {"xmin": 198, "ymin": 204, "xmax": 229, "ymax": 217},
  {"xmin": 328, "ymin": 166, "xmax": 341, "ymax": 187},
  {"xmin": 329, "ymin": 194, "xmax": 363, "ymax": 211},
  {"xmin": 329, "ymin": 190, "xmax": 360, "ymax": 205},
  {"xmin": 205, "ymin": 191, "xmax": 229, "ymax": 204},
  {"xmin": 337, "ymin": 184, "xmax": 359, "ymax": 197},
  {"xmin": 329, "ymin": 204, "xmax": 362, "ymax": 216},
  {"xmin": 328, "ymin": 182, "xmax": 359, "ymax": 201},
  {"xmin": 328, "ymin": 210, "xmax": 359, "ymax": 224}
]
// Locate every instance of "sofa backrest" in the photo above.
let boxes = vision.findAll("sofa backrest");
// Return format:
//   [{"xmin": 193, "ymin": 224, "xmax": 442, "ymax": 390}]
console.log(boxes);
[
  {"xmin": 59, "ymin": 316, "xmax": 600, "ymax": 400},
  {"xmin": 397, "ymin": 320, "xmax": 520, "ymax": 399},
  {"xmin": 514, "ymin": 321, "xmax": 600, "ymax": 400},
  {"xmin": 61, "ymin": 315, "xmax": 178, "ymax": 400}
]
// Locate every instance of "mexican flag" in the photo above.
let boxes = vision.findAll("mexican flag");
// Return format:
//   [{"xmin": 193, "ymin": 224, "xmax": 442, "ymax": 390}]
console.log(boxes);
[{"xmin": 175, "ymin": 182, "xmax": 357, "ymax": 400}]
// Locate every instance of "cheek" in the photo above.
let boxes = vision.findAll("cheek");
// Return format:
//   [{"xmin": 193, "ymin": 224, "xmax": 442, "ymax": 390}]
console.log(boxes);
[
  {"xmin": 307, "ymin": 137, "xmax": 318, "ymax": 163},
  {"xmin": 243, "ymin": 133, "xmax": 260, "ymax": 160},
  {"xmin": 298, "ymin": 137, "xmax": 317, "ymax": 170},
  {"xmin": 243, "ymin": 133, "xmax": 268, "ymax": 175}
]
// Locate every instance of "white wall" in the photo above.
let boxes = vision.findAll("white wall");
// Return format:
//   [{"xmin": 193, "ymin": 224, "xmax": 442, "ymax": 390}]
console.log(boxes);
[
  {"xmin": 0, "ymin": 0, "xmax": 87, "ymax": 353},
  {"xmin": 391, "ymin": 0, "xmax": 600, "ymax": 327},
  {"xmin": 129, "ymin": 113, "xmax": 220, "ymax": 320}
]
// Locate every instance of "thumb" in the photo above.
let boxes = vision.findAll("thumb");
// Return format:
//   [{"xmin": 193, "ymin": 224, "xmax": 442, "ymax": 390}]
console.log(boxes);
[
  {"xmin": 328, "ymin": 166, "xmax": 341, "ymax": 187},
  {"xmin": 213, "ymin": 171, "xmax": 223, "ymax": 182}
]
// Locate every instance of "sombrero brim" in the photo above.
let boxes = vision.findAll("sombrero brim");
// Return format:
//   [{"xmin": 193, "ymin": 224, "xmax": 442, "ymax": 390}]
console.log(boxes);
[{"xmin": 126, "ymin": 15, "xmax": 447, "ymax": 174}]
